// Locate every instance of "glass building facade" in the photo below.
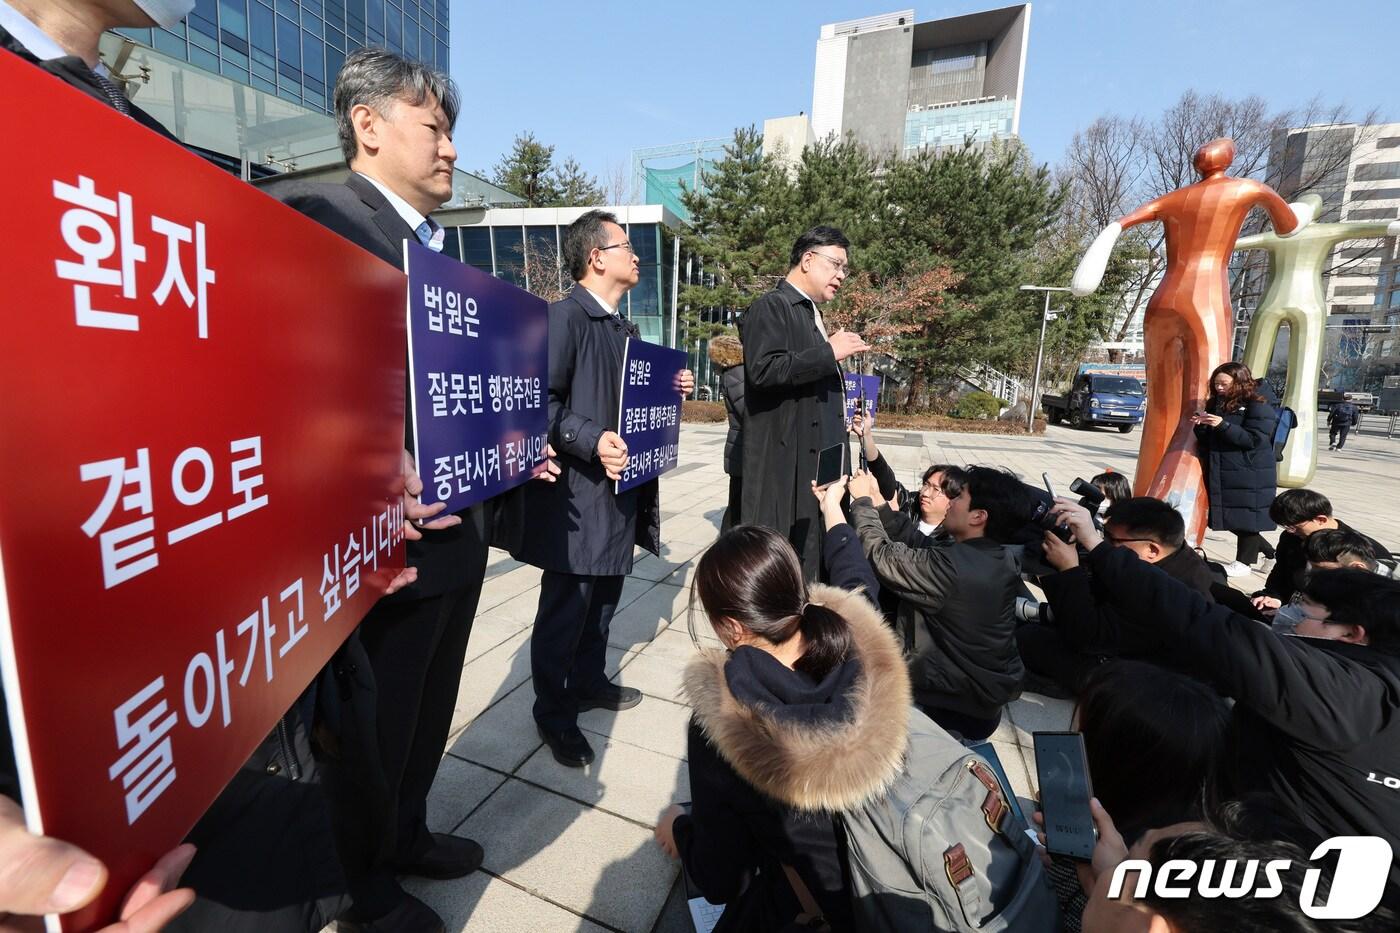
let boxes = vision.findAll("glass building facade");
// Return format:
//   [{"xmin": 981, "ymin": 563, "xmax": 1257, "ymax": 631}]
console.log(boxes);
[
  {"xmin": 114, "ymin": 0, "xmax": 449, "ymax": 114},
  {"xmin": 438, "ymin": 208, "xmax": 685, "ymax": 348}
]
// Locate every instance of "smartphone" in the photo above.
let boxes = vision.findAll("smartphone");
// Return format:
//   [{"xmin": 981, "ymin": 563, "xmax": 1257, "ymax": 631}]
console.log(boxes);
[
  {"xmin": 815, "ymin": 443, "xmax": 844, "ymax": 488},
  {"xmin": 1041, "ymin": 471, "xmax": 1057, "ymax": 499},
  {"xmin": 1033, "ymin": 731, "xmax": 1096, "ymax": 861}
]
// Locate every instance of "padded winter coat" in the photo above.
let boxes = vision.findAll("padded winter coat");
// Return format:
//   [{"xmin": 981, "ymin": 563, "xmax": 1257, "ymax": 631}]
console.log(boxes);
[{"xmin": 1195, "ymin": 396, "xmax": 1278, "ymax": 533}]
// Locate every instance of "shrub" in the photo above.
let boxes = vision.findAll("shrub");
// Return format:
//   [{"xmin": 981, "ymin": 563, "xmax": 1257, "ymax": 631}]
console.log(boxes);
[{"xmin": 949, "ymin": 390, "xmax": 1007, "ymax": 421}]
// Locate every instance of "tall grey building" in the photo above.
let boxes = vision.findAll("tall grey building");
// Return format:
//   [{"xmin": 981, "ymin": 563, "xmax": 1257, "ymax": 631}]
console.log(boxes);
[
  {"xmin": 114, "ymin": 0, "xmax": 450, "ymax": 114},
  {"xmin": 810, "ymin": 5, "xmax": 1030, "ymax": 159},
  {"xmin": 1265, "ymin": 121, "xmax": 1400, "ymax": 390}
]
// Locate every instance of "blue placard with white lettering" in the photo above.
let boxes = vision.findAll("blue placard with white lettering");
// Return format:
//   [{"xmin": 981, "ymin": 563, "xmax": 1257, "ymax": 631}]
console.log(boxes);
[
  {"xmin": 616, "ymin": 337, "xmax": 687, "ymax": 493},
  {"xmin": 406, "ymin": 241, "xmax": 549, "ymax": 513},
  {"xmin": 844, "ymin": 373, "xmax": 881, "ymax": 426}
]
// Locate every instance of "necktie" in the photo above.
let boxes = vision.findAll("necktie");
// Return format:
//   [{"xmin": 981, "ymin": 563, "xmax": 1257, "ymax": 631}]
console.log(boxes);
[{"xmin": 92, "ymin": 70, "xmax": 132, "ymax": 116}]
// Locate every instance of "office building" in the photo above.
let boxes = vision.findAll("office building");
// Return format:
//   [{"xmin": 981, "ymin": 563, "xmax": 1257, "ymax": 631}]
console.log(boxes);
[
  {"xmin": 113, "ymin": 0, "xmax": 448, "ymax": 115},
  {"xmin": 809, "ymin": 5, "xmax": 1030, "ymax": 159},
  {"xmin": 1265, "ymin": 121, "xmax": 1400, "ymax": 389}
]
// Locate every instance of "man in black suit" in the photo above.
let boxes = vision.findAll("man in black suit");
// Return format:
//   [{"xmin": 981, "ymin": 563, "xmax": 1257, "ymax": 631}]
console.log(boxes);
[
  {"xmin": 271, "ymin": 48, "xmax": 560, "ymax": 933},
  {"xmin": 513, "ymin": 211, "xmax": 693, "ymax": 767},
  {"xmin": 741, "ymin": 226, "xmax": 870, "ymax": 581}
]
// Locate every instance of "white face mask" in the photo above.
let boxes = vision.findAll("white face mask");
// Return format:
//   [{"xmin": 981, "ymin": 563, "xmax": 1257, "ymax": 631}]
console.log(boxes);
[{"xmin": 133, "ymin": 0, "xmax": 196, "ymax": 29}]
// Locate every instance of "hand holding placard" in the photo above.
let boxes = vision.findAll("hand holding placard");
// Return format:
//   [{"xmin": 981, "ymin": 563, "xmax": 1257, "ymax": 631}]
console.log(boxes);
[{"xmin": 597, "ymin": 432, "xmax": 629, "ymax": 481}]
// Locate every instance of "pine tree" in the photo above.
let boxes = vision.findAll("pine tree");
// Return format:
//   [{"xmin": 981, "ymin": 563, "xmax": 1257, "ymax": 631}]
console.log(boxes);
[
  {"xmin": 550, "ymin": 157, "xmax": 606, "ymax": 207},
  {"xmin": 492, "ymin": 131, "xmax": 560, "ymax": 207}
]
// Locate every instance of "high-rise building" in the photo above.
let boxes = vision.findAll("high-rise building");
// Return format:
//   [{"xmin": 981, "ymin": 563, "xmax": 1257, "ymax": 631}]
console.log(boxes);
[
  {"xmin": 809, "ymin": 5, "xmax": 1030, "ymax": 159},
  {"xmin": 114, "ymin": 0, "xmax": 449, "ymax": 114},
  {"xmin": 1266, "ymin": 122, "xmax": 1400, "ymax": 390}
]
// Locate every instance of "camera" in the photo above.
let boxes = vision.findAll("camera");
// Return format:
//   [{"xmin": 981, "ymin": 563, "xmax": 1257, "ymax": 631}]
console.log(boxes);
[
  {"xmin": 1014, "ymin": 596, "xmax": 1054, "ymax": 625},
  {"xmin": 1068, "ymin": 477, "xmax": 1105, "ymax": 514}
]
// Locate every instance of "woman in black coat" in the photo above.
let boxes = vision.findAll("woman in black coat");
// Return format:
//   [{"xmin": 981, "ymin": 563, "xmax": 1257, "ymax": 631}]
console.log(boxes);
[{"xmin": 1190, "ymin": 361, "xmax": 1278, "ymax": 577}]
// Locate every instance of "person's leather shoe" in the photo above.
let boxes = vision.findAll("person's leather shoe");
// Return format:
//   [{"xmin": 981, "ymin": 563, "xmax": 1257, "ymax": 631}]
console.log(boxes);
[
  {"xmin": 338, "ymin": 893, "xmax": 446, "ymax": 933},
  {"xmin": 537, "ymin": 723, "xmax": 595, "ymax": 767},
  {"xmin": 576, "ymin": 683, "xmax": 643, "ymax": 712},
  {"xmin": 396, "ymin": 832, "xmax": 485, "ymax": 880}
]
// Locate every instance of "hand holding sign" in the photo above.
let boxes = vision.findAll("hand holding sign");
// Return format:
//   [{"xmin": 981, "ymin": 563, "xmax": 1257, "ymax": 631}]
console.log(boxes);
[
  {"xmin": 674, "ymin": 369, "xmax": 695, "ymax": 398},
  {"xmin": 0, "ymin": 796, "xmax": 195, "ymax": 932},
  {"xmin": 597, "ymin": 431, "xmax": 629, "ymax": 481}
]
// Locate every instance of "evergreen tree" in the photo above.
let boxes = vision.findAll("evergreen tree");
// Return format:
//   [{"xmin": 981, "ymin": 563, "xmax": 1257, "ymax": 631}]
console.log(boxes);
[
  {"xmin": 493, "ymin": 131, "xmax": 560, "ymax": 207},
  {"xmin": 551, "ymin": 157, "xmax": 606, "ymax": 207}
]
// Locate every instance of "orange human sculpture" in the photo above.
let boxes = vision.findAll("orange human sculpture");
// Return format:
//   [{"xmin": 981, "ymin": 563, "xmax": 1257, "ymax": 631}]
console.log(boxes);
[{"xmin": 1071, "ymin": 138, "xmax": 1313, "ymax": 545}]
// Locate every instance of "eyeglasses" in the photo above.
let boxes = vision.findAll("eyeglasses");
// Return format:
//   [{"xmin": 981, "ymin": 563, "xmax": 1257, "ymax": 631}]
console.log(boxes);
[
  {"xmin": 808, "ymin": 250, "xmax": 851, "ymax": 275},
  {"xmin": 596, "ymin": 242, "xmax": 634, "ymax": 255}
]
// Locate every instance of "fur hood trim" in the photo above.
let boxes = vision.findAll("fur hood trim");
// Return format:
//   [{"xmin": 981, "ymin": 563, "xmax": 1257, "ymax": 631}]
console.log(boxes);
[
  {"xmin": 707, "ymin": 335, "xmax": 743, "ymax": 369},
  {"xmin": 682, "ymin": 584, "xmax": 911, "ymax": 812}
]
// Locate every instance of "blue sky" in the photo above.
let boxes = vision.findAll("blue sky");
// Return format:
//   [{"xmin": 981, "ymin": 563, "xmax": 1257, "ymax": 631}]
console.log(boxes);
[{"xmin": 449, "ymin": 0, "xmax": 1399, "ymax": 188}]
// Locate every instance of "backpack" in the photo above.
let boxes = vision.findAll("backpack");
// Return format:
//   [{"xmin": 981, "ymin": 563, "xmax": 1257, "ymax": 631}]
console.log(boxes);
[
  {"xmin": 1273, "ymin": 406, "xmax": 1297, "ymax": 462},
  {"xmin": 840, "ymin": 708, "xmax": 1062, "ymax": 932}
]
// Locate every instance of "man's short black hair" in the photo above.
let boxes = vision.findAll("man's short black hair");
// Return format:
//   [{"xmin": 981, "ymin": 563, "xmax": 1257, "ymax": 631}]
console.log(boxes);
[
  {"xmin": 561, "ymin": 210, "xmax": 620, "ymax": 282},
  {"xmin": 789, "ymin": 225, "xmax": 850, "ymax": 269},
  {"xmin": 1304, "ymin": 529, "xmax": 1379, "ymax": 571},
  {"xmin": 1270, "ymin": 488, "xmax": 1332, "ymax": 526},
  {"xmin": 1302, "ymin": 568, "xmax": 1400, "ymax": 655},
  {"xmin": 923, "ymin": 463, "xmax": 963, "ymax": 498},
  {"xmin": 961, "ymin": 466, "xmax": 1029, "ymax": 543},
  {"xmin": 1103, "ymin": 497, "xmax": 1186, "ymax": 550}
]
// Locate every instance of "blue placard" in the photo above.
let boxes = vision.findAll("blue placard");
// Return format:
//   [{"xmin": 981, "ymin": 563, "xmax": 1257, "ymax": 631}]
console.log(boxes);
[
  {"xmin": 844, "ymin": 373, "xmax": 881, "ymax": 426},
  {"xmin": 406, "ymin": 241, "xmax": 549, "ymax": 513},
  {"xmin": 616, "ymin": 337, "xmax": 688, "ymax": 493}
]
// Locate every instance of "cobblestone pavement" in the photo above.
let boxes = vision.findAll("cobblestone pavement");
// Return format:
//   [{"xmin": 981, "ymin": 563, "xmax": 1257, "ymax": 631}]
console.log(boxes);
[{"xmin": 348, "ymin": 419, "xmax": 1398, "ymax": 932}]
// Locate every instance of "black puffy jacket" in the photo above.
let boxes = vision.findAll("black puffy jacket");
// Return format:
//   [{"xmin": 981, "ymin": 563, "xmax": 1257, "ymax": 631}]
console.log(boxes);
[{"xmin": 1195, "ymin": 396, "xmax": 1278, "ymax": 532}]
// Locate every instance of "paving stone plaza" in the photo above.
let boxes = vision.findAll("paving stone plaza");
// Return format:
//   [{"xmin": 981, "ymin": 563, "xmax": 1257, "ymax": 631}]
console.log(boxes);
[{"xmin": 373, "ymin": 419, "xmax": 1399, "ymax": 932}]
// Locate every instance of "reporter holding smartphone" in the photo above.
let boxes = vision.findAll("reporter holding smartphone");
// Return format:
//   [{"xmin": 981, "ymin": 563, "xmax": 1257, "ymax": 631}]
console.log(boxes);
[
  {"xmin": 1189, "ymin": 362, "xmax": 1278, "ymax": 577},
  {"xmin": 1049, "ymin": 496, "xmax": 1400, "ymax": 911}
]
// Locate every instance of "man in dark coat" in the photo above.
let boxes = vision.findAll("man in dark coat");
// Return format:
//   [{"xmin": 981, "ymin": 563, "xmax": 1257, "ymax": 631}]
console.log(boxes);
[
  {"xmin": 1252, "ymin": 488, "xmax": 1391, "ymax": 613},
  {"xmin": 270, "ymin": 49, "xmax": 565, "ymax": 933},
  {"xmin": 740, "ymin": 226, "xmax": 870, "ymax": 580},
  {"xmin": 1328, "ymin": 398, "xmax": 1360, "ymax": 450},
  {"xmin": 1017, "ymin": 497, "xmax": 1218, "ymax": 696},
  {"xmin": 513, "ymin": 210, "xmax": 693, "ymax": 767}
]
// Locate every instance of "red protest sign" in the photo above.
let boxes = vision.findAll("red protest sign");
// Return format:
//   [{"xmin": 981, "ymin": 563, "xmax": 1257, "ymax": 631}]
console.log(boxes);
[{"xmin": 0, "ymin": 53, "xmax": 407, "ymax": 930}]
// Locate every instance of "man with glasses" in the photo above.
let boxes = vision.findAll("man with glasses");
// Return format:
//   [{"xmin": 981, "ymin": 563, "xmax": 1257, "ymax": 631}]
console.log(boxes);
[
  {"xmin": 513, "ymin": 210, "xmax": 693, "ymax": 768},
  {"xmin": 1017, "ymin": 497, "xmax": 1218, "ymax": 697},
  {"xmin": 742, "ymin": 226, "xmax": 870, "ymax": 580}
]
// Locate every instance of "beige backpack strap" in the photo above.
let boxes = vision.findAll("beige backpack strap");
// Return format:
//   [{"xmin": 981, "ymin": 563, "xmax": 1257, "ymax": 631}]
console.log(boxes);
[{"xmin": 781, "ymin": 863, "xmax": 830, "ymax": 930}]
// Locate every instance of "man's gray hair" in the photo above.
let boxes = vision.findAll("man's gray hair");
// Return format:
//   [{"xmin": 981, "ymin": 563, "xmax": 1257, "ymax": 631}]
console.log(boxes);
[
  {"xmin": 333, "ymin": 47, "xmax": 460, "ymax": 164},
  {"xmin": 562, "ymin": 210, "xmax": 620, "ymax": 282}
]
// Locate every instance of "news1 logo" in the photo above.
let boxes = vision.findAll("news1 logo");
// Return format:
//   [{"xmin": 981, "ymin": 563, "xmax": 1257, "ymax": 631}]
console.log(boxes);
[{"xmin": 1107, "ymin": 836, "xmax": 1392, "ymax": 920}]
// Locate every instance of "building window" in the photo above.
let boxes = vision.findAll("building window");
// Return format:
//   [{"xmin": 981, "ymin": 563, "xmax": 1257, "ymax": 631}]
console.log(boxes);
[
  {"xmin": 1355, "ymin": 162, "xmax": 1400, "ymax": 182},
  {"xmin": 493, "ymin": 226, "xmax": 525, "ymax": 286},
  {"xmin": 459, "ymin": 227, "xmax": 492, "ymax": 273}
]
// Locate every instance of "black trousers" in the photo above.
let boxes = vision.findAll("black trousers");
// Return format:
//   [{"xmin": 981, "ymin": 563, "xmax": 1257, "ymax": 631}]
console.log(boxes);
[
  {"xmin": 1233, "ymin": 530, "xmax": 1275, "ymax": 565},
  {"xmin": 1330, "ymin": 424, "xmax": 1351, "ymax": 449},
  {"xmin": 722, "ymin": 474, "xmax": 742, "ymax": 533},
  {"xmin": 531, "ymin": 571, "xmax": 624, "ymax": 732},
  {"xmin": 330, "ymin": 573, "xmax": 485, "ymax": 919}
]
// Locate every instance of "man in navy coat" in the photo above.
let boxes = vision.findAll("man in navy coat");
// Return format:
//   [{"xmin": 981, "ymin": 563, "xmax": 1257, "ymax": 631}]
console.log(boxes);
[{"xmin": 513, "ymin": 210, "xmax": 693, "ymax": 766}]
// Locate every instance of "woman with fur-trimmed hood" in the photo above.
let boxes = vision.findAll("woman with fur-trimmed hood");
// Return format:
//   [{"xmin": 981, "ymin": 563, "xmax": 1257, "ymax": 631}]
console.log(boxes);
[
  {"xmin": 653, "ymin": 481, "xmax": 905, "ymax": 931},
  {"xmin": 708, "ymin": 334, "xmax": 745, "ymax": 532}
]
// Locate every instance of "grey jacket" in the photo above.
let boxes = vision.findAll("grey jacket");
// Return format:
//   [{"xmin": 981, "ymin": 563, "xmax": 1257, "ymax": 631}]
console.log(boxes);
[{"xmin": 849, "ymin": 498, "xmax": 1024, "ymax": 720}]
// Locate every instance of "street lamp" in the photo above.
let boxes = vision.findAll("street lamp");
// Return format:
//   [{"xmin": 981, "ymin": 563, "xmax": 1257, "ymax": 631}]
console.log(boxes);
[{"xmin": 1019, "ymin": 285, "xmax": 1074, "ymax": 433}]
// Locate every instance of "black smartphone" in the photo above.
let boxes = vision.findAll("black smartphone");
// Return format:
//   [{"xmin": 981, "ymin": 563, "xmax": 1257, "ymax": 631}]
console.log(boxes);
[
  {"xmin": 1033, "ymin": 731, "xmax": 1096, "ymax": 861},
  {"xmin": 815, "ymin": 443, "xmax": 844, "ymax": 488}
]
